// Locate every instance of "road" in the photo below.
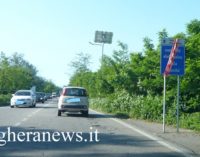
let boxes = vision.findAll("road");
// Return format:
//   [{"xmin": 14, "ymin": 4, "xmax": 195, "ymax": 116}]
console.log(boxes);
[{"xmin": 0, "ymin": 98, "xmax": 185, "ymax": 157}]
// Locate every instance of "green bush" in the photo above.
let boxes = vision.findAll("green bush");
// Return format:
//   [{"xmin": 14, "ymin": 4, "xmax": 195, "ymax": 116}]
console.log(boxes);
[
  {"xmin": 180, "ymin": 112, "xmax": 200, "ymax": 131},
  {"xmin": 90, "ymin": 98, "xmax": 113, "ymax": 113},
  {"xmin": 90, "ymin": 90, "xmax": 163, "ymax": 121},
  {"xmin": 90, "ymin": 90, "xmax": 200, "ymax": 131},
  {"xmin": 0, "ymin": 94, "xmax": 11, "ymax": 106}
]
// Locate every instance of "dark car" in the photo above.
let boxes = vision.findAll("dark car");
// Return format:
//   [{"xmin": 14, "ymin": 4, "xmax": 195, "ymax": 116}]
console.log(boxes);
[{"xmin": 36, "ymin": 92, "xmax": 45, "ymax": 103}]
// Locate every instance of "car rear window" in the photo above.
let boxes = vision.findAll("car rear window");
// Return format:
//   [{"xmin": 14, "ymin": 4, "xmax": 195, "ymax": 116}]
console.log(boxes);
[{"xmin": 63, "ymin": 88, "xmax": 87, "ymax": 96}]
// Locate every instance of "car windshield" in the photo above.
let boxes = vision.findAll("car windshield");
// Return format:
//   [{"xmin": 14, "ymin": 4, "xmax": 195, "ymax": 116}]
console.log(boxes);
[
  {"xmin": 37, "ymin": 92, "xmax": 44, "ymax": 96},
  {"xmin": 15, "ymin": 91, "xmax": 31, "ymax": 96},
  {"xmin": 63, "ymin": 88, "xmax": 87, "ymax": 96}
]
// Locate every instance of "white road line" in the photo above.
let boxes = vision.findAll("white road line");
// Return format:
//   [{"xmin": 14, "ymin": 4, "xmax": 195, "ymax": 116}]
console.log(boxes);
[
  {"xmin": 13, "ymin": 103, "xmax": 51, "ymax": 127},
  {"xmin": 90, "ymin": 109, "xmax": 194, "ymax": 157},
  {"xmin": 22, "ymin": 118, "xmax": 28, "ymax": 122},
  {"xmin": 13, "ymin": 108, "xmax": 43, "ymax": 127},
  {"xmin": 14, "ymin": 122, "xmax": 21, "ymax": 127},
  {"xmin": 27, "ymin": 114, "xmax": 32, "ymax": 118}
]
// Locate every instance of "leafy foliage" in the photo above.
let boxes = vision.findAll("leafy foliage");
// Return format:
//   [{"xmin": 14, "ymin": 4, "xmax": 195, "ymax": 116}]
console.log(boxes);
[
  {"xmin": 0, "ymin": 52, "xmax": 60, "ymax": 106},
  {"xmin": 69, "ymin": 19, "xmax": 200, "ymax": 131}
]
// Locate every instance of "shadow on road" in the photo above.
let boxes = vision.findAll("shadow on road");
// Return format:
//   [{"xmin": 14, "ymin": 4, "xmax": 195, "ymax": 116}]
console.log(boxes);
[
  {"xmin": 0, "ymin": 126, "xmax": 184, "ymax": 157},
  {"xmin": 35, "ymin": 106, "xmax": 57, "ymax": 109},
  {"xmin": 59, "ymin": 112, "xmax": 114, "ymax": 119},
  {"xmin": 88, "ymin": 113, "xmax": 114, "ymax": 119},
  {"xmin": 59, "ymin": 112, "xmax": 130, "ymax": 119}
]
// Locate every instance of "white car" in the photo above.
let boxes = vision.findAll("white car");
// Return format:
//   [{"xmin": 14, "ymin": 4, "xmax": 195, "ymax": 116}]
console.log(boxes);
[
  {"xmin": 58, "ymin": 86, "xmax": 89, "ymax": 117},
  {"xmin": 10, "ymin": 90, "xmax": 36, "ymax": 108}
]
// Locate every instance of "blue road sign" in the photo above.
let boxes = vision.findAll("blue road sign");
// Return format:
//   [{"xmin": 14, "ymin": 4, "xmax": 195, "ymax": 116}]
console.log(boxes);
[{"xmin": 160, "ymin": 38, "xmax": 185, "ymax": 76}]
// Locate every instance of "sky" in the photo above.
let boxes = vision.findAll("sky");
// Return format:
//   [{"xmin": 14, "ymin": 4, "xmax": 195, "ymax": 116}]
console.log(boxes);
[{"xmin": 0, "ymin": 0, "xmax": 199, "ymax": 87}]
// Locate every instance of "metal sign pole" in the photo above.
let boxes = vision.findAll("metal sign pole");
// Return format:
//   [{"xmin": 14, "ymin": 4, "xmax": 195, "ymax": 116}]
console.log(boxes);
[
  {"xmin": 177, "ymin": 76, "xmax": 180, "ymax": 133},
  {"xmin": 163, "ymin": 75, "xmax": 166, "ymax": 133},
  {"xmin": 101, "ymin": 43, "xmax": 104, "ymax": 65}
]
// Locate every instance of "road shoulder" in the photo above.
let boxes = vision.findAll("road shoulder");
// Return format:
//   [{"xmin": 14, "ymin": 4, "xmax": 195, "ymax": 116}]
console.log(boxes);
[{"xmin": 90, "ymin": 109, "xmax": 200, "ymax": 157}]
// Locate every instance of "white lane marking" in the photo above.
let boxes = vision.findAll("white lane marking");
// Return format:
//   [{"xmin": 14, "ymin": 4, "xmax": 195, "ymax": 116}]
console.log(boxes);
[
  {"xmin": 14, "ymin": 122, "xmax": 21, "ymax": 127},
  {"xmin": 90, "ymin": 109, "xmax": 194, "ymax": 157},
  {"xmin": 13, "ymin": 108, "xmax": 43, "ymax": 127},
  {"xmin": 22, "ymin": 118, "xmax": 28, "ymax": 122},
  {"xmin": 27, "ymin": 114, "xmax": 32, "ymax": 118}
]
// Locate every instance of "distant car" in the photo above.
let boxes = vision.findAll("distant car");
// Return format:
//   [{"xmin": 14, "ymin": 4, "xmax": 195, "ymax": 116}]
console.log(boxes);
[
  {"xmin": 10, "ymin": 90, "xmax": 36, "ymax": 108},
  {"xmin": 46, "ymin": 93, "xmax": 52, "ymax": 99},
  {"xmin": 51, "ymin": 92, "xmax": 57, "ymax": 98},
  {"xmin": 58, "ymin": 86, "xmax": 89, "ymax": 117},
  {"xmin": 36, "ymin": 92, "xmax": 45, "ymax": 103}
]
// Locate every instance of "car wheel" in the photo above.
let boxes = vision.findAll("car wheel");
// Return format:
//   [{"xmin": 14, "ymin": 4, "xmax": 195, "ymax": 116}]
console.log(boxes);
[
  {"xmin": 30, "ymin": 102, "xmax": 35, "ymax": 108},
  {"xmin": 82, "ymin": 110, "xmax": 88, "ymax": 117},
  {"xmin": 10, "ymin": 106, "xmax": 14, "ymax": 108},
  {"xmin": 58, "ymin": 110, "xmax": 61, "ymax": 116}
]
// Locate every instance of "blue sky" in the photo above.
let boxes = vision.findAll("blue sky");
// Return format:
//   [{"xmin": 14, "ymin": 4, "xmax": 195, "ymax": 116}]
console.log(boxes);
[{"xmin": 0, "ymin": 0, "xmax": 199, "ymax": 87}]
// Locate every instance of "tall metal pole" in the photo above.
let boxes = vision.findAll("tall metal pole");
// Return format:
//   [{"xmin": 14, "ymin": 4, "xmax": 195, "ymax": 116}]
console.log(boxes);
[
  {"xmin": 177, "ymin": 76, "xmax": 180, "ymax": 133},
  {"xmin": 163, "ymin": 75, "xmax": 166, "ymax": 133},
  {"xmin": 101, "ymin": 43, "xmax": 104, "ymax": 65}
]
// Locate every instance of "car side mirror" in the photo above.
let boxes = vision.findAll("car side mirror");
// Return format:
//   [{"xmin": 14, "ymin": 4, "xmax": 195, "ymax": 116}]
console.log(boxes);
[{"xmin": 12, "ymin": 94, "xmax": 15, "ymax": 97}]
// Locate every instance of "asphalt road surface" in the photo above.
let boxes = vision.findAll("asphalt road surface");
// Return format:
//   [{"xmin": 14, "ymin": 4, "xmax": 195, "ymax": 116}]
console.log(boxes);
[{"xmin": 0, "ymin": 98, "xmax": 186, "ymax": 157}]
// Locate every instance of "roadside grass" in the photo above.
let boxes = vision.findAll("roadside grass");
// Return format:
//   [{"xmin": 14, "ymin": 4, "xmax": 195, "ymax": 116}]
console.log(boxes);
[{"xmin": 90, "ymin": 90, "xmax": 200, "ymax": 132}]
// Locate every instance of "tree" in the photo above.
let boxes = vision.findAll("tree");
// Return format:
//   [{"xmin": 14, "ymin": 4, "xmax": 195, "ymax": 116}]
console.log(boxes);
[
  {"xmin": 68, "ymin": 19, "xmax": 200, "ymax": 114},
  {"xmin": 187, "ymin": 19, "xmax": 200, "ymax": 35},
  {"xmin": 69, "ymin": 52, "xmax": 93, "ymax": 94},
  {"xmin": 70, "ymin": 52, "xmax": 91, "ymax": 73},
  {"xmin": 0, "ymin": 52, "xmax": 59, "ymax": 94},
  {"xmin": 143, "ymin": 37, "xmax": 154, "ymax": 51},
  {"xmin": 157, "ymin": 28, "xmax": 168, "ymax": 44},
  {"xmin": 100, "ymin": 42, "xmax": 131, "ymax": 93}
]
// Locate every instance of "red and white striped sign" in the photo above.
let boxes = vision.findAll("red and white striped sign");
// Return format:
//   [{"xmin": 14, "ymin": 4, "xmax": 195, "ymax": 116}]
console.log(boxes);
[{"xmin": 164, "ymin": 39, "xmax": 179, "ymax": 76}]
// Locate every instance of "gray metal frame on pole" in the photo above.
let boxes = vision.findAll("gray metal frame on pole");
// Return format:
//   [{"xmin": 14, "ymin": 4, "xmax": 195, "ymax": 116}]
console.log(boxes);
[{"xmin": 163, "ymin": 75, "xmax": 166, "ymax": 133}]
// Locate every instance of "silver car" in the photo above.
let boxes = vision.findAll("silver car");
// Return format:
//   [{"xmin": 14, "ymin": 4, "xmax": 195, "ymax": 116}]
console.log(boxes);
[
  {"xmin": 10, "ymin": 90, "xmax": 36, "ymax": 108},
  {"xmin": 58, "ymin": 86, "xmax": 89, "ymax": 116}
]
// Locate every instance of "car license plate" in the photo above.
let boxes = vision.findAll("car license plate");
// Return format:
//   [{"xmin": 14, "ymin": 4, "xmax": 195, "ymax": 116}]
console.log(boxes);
[
  {"xmin": 65, "ymin": 98, "xmax": 80, "ymax": 103},
  {"xmin": 16, "ymin": 100, "xmax": 24, "ymax": 105}
]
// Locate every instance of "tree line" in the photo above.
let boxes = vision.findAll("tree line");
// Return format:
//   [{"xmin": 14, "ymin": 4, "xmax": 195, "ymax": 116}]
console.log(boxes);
[
  {"xmin": 0, "ymin": 52, "xmax": 60, "ymax": 105},
  {"xmin": 69, "ymin": 19, "xmax": 200, "ymax": 131}
]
